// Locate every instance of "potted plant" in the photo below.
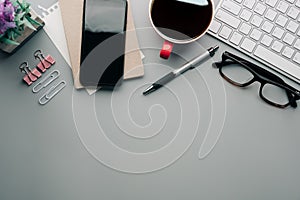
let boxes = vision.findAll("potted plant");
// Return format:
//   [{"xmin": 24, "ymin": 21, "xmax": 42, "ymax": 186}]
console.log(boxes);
[{"xmin": 0, "ymin": 0, "xmax": 44, "ymax": 54}]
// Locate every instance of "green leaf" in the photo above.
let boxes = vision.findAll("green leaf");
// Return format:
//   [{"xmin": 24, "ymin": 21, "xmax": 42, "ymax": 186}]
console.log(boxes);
[
  {"xmin": 14, "ymin": 12, "xmax": 26, "ymax": 21},
  {"xmin": 26, "ymin": 15, "xmax": 42, "ymax": 27},
  {"xmin": 1, "ymin": 38, "xmax": 20, "ymax": 46},
  {"xmin": 12, "ymin": 29, "xmax": 22, "ymax": 36},
  {"xmin": 16, "ymin": 0, "xmax": 25, "ymax": 10},
  {"xmin": 23, "ymin": 17, "xmax": 36, "ymax": 31}
]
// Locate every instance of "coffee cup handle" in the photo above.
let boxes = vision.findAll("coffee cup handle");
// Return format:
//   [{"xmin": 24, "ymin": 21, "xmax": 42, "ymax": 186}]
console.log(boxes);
[{"xmin": 160, "ymin": 41, "xmax": 174, "ymax": 59}]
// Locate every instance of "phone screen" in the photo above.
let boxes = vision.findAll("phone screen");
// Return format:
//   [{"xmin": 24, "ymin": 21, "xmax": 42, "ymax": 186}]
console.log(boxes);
[{"xmin": 80, "ymin": 0, "xmax": 127, "ymax": 88}]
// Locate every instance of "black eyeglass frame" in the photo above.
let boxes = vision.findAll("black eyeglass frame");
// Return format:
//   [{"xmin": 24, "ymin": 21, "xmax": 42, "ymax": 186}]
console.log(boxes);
[{"xmin": 214, "ymin": 51, "xmax": 300, "ymax": 108}]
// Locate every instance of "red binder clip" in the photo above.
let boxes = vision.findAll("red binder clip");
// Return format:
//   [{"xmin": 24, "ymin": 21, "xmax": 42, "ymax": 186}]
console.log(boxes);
[
  {"xmin": 19, "ymin": 62, "xmax": 42, "ymax": 86},
  {"xmin": 34, "ymin": 50, "xmax": 56, "ymax": 72}
]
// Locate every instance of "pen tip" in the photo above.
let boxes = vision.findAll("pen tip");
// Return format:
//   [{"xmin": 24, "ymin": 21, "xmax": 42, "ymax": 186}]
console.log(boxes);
[
  {"xmin": 213, "ymin": 45, "xmax": 219, "ymax": 51},
  {"xmin": 143, "ymin": 85, "xmax": 155, "ymax": 96},
  {"xmin": 209, "ymin": 45, "xmax": 219, "ymax": 56}
]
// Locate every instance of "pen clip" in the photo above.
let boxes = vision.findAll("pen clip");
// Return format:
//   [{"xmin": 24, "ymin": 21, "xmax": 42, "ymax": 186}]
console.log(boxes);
[
  {"xmin": 39, "ymin": 81, "xmax": 66, "ymax": 105},
  {"xmin": 32, "ymin": 70, "xmax": 60, "ymax": 93}
]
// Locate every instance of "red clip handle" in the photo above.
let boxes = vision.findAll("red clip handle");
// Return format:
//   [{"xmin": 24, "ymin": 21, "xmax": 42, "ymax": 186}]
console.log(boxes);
[{"xmin": 160, "ymin": 41, "xmax": 173, "ymax": 59}]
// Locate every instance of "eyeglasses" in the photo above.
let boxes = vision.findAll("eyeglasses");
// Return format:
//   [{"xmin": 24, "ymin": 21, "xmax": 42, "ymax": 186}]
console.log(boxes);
[{"xmin": 213, "ymin": 51, "xmax": 300, "ymax": 108}]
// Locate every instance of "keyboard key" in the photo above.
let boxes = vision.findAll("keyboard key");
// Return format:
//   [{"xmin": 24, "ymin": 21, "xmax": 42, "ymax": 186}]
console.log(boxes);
[
  {"xmin": 298, "ymin": 29, "xmax": 300, "ymax": 36},
  {"xmin": 262, "ymin": 21, "xmax": 274, "ymax": 33},
  {"xmin": 272, "ymin": 27, "xmax": 285, "ymax": 39},
  {"xmin": 275, "ymin": 15, "xmax": 288, "ymax": 27},
  {"xmin": 244, "ymin": 0, "xmax": 256, "ymax": 9},
  {"xmin": 287, "ymin": 7, "xmax": 300, "ymax": 19},
  {"xmin": 234, "ymin": 0, "xmax": 243, "ymax": 3},
  {"xmin": 265, "ymin": 9, "xmax": 277, "ymax": 21},
  {"xmin": 266, "ymin": 0, "xmax": 278, "ymax": 7},
  {"xmin": 296, "ymin": 0, "xmax": 300, "ymax": 8},
  {"xmin": 250, "ymin": 29, "xmax": 263, "ymax": 40},
  {"xmin": 251, "ymin": 15, "xmax": 263, "ymax": 27},
  {"xmin": 241, "ymin": 38, "xmax": 256, "ymax": 52},
  {"xmin": 230, "ymin": 32, "xmax": 243, "ymax": 45},
  {"xmin": 215, "ymin": 9, "xmax": 241, "ymax": 28},
  {"xmin": 240, "ymin": 23, "xmax": 252, "ymax": 34},
  {"xmin": 219, "ymin": 26, "xmax": 232, "ymax": 39},
  {"xmin": 282, "ymin": 47, "xmax": 295, "ymax": 59},
  {"xmin": 286, "ymin": 0, "xmax": 295, "ymax": 3},
  {"xmin": 222, "ymin": 0, "xmax": 242, "ymax": 15},
  {"xmin": 276, "ymin": 1, "xmax": 289, "ymax": 13},
  {"xmin": 283, "ymin": 33, "xmax": 295, "ymax": 45},
  {"xmin": 286, "ymin": 21, "xmax": 299, "ymax": 33},
  {"xmin": 293, "ymin": 52, "xmax": 300, "ymax": 64},
  {"xmin": 261, "ymin": 35, "xmax": 273, "ymax": 46},
  {"xmin": 271, "ymin": 41, "xmax": 284, "ymax": 52},
  {"xmin": 294, "ymin": 39, "xmax": 300, "ymax": 50},
  {"xmin": 209, "ymin": 20, "xmax": 221, "ymax": 33},
  {"xmin": 254, "ymin": 3, "xmax": 267, "ymax": 15},
  {"xmin": 240, "ymin": 9, "xmax": 252, "ymax": 21},
  {"xmin": 254, "ymin": 45, "xmax": 300, "ymax": 79}
]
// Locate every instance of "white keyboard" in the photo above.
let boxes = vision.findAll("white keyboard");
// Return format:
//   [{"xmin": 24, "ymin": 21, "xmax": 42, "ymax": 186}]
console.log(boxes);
[{"xmin": 208, "ymin": 0, "xmax": 300, "ymax": 82}]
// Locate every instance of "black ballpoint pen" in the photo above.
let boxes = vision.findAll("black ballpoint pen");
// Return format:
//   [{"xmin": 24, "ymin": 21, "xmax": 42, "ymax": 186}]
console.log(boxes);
[{"xmin": 143, "ymin": 45, "xmax": 219, "ymax": 95}]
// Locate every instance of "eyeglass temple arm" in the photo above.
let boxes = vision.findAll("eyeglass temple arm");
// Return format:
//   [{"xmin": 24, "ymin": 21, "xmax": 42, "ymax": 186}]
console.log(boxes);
[{"xmin": 224, "ymin": 52, "xmax": 300, "ymax": 98}]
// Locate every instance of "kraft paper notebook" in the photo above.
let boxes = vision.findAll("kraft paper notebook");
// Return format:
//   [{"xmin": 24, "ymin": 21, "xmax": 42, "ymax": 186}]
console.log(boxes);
[{"xmin": 59, "ymin": 0, "xmax": 144, "ymax": 89}]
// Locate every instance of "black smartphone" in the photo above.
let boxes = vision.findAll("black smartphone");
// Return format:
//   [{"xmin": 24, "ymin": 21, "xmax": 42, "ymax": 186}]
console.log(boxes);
[{"xmin": 80, "ymin": 0, "xmax": 128, "ymax": 89}]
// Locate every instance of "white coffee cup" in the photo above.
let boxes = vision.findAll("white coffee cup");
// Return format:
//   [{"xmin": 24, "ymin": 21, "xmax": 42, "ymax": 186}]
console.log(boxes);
[{"xmin": 149, "ymin": 0, "xmax": 214, "ymax": 59}]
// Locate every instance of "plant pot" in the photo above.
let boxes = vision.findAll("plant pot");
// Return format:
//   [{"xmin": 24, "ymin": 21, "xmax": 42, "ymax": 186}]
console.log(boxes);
[{"xmin": 0, "ymin": 10, "xmax": 45, "ymax": 54}]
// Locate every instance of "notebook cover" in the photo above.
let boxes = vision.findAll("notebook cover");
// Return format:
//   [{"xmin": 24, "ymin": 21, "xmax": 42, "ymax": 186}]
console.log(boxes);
[{"xmin": 59, "ymin": 0, "xmax": 144, "ymax": 89}]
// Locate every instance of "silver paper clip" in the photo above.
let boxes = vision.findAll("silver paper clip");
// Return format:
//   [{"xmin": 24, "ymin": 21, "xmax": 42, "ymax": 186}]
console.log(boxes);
[
  {"xmin": 32, "ymin": 70, "xmax": 60, "ymax": 93},
  {"xmin": 39, "ymin": 81, "xmax": 66, "ymax": 105}
]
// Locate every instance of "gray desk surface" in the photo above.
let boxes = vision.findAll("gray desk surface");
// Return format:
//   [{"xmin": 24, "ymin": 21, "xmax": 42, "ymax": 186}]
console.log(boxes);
[{"xmin": 0, "ymin": 0, "xmax": 300, "ymax": 200}]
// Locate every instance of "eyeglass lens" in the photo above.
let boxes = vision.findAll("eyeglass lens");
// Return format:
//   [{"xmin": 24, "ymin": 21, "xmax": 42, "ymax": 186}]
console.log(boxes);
[
  {"xmin": 218, "ymin": 53, "xmax": 294, "ymax": 108},
  {"xmin": 260, "ymin": 83, "xmax": 290, "ymax": 106}
]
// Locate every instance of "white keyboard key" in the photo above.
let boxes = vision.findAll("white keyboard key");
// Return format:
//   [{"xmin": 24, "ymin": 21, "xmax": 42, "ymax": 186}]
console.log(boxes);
[
  {"xmin": 265, "ymin": 9, "xmax": 277, "ymax": 21},
  {"xmin": 272, "ymin": 27, "xmax": 285, "ymax": 39},
  {"xmin": 298, "ymin": 29, "xmax": 300, "ymax": 36},
  {"xmin": 254, "ymin": 45, "xmax": 300, "ymax": 79},
  {"xmin": 219, "ymin": 26, "xmax": 232, "ymax": 39},
  {"xmin": 275, "ymin": 15, "xmax": 288, "ymax": 27},
  {"xmin": 282, "ymin": 47, "xmax": 295, "ymax": 59},
  {"xmin": 254, "ymin": 3, "xmax": 267, "ymax": 15},
  {"xmin": 240, "ymin": 23, "xmax": 252, "ymax": 34},
  {"xmin": 244, "ymin": 0, "xmax": 256, "ymax": 9},
  {"xmin": 283, "ymin": 33, "xmax": 295, "ymax": 45},
  {"xmin": 266, "ymin": 0, "xmax": 278, "ymax": 7},
  {"xmin": 287, "ymin": 7, "xmax": 300, "ymax": 19},
  {"xmin": 222, "ymin": 0, "xmax": 242, "ymax": 15},
  {"xmin": 251, "ymin": 15, "xmax": 263, "ymax": 27},
  {"xmin": 296, "ymin": 0, "xmax": 300, "ymax": 8},
  {"xmin": 293, "ymin": 52, "xmax": 300, "ymax": 64},
  {"xmin": 286, "ymin": 21, "xmax": 299, "ymax": 33},
  {"xmin": 294, "ymin": 39, "xmax": 300, "ymax": 50},
  {"xmin": 240, "ymin": 9, "xmax": 252, "ymax": 21},
  {"xmin": 271, "ymin": 41, "xmax": 284, "ymax": 52},
  {"xmin": 230, "ymin": 32, "xmax": 243, "ymax": 45},
  {"xmin": 261, "ymin": 35, "xmax": 273, "ymax": 46},
  {"xmin": 241, "ymin": 38, "xmax": 256, "ymax": 52},
  {"xmin": 287, "ymin": 0, "xmax": 295, "ymax": 3},
  {"xmin": 276, "ymin": 1, "xmax": 289, "ymax": 13},
  {"xmin": 262, "ymin": 21, "xmax": 274, "ymax": 33},
  {"xmin": 250, "ymin": 29, "xmax": 263, "ymax": 40},
  {"xmin": 209, "ymin": 20, "xmax": 222, "ymax": 33},
  {"xmin": 215, "ymin": 10, "xmax": 241, "ymax": 28}
]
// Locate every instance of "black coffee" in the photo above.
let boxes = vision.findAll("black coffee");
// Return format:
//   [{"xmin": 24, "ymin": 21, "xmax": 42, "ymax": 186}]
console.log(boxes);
[{"xmin": 151, "ymin": 0, "xmax": 213, "ymax": 41}]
